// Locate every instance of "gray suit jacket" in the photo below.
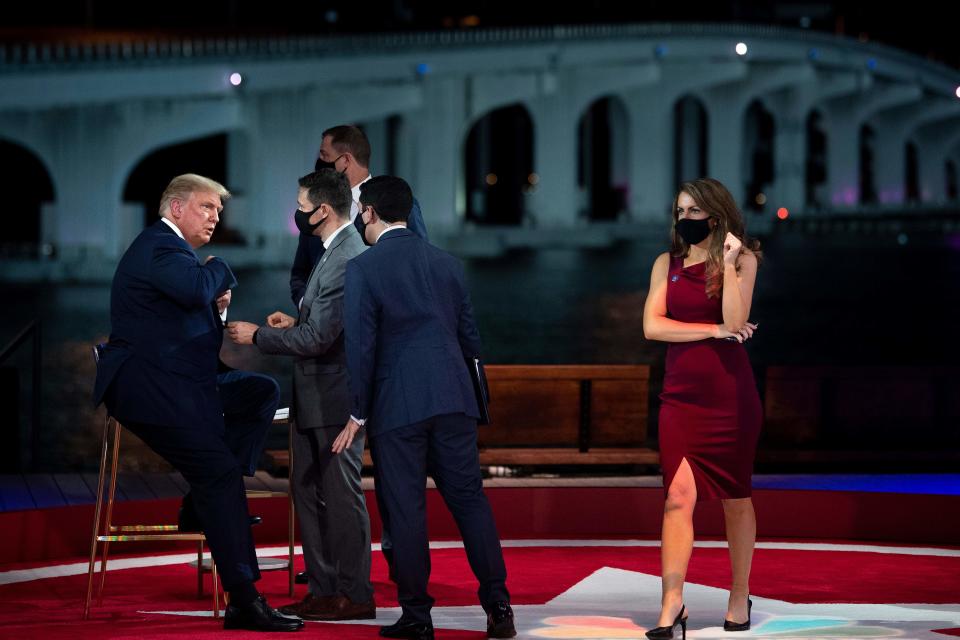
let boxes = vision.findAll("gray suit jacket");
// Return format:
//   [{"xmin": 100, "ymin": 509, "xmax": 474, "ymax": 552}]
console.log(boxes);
[{"xmin": 257, "ymin": 223, "xmax": 367, "ymax": 429}]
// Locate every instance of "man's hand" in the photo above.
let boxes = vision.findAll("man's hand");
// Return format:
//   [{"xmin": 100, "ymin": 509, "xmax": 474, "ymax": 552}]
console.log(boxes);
[
  {"xmin": 227, "ymin": 321, "xmax": 259, "ymax": 345},
  {"xmin": 216, "ymin": 289, "xmax": 232, "ymax": 314},
  {"xmin": 267, "ymin": 311, "xmax": 296, "ymax": 329},
  {"xmin": 332, "ymin": 418, "xmax": 362, "ymax": 454}
]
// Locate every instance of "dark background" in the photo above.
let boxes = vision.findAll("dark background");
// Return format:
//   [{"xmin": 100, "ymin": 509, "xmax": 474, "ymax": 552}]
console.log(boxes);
[{"xmin": 0, "ymin": 1, "xmax": 957, "ymax": 71}]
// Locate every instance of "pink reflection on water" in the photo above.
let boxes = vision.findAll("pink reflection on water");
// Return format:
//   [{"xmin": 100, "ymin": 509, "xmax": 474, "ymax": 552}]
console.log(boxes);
[{"xmin": 831, "ymin": 187, "xmax": 858, "ymax": 205}]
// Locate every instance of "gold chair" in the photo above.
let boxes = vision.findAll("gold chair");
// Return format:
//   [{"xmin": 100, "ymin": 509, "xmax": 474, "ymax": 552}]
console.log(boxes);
[
  {"xmin": 84, "ymin": 345, "xmax": 219, "ymax": 620},
  {"xmin": 84, "ymin": 345, "xmax": 297, "ymax": 619}
]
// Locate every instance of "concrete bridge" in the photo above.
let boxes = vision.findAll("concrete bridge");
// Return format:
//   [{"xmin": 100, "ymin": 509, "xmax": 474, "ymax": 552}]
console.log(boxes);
[{"xmin": 1, "ymin": 23, "xmax": 959, "ymax": 278}]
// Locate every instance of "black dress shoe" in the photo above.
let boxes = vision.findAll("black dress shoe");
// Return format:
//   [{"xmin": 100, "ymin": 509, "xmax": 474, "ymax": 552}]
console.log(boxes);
[
  {"xmin": 295, "ymin": 571, "xmax": 308, "ymax": 584},
  {"xmin": 379, "ymin": 619, "xmax": 434, "ymax": 640},
  {"xmin": 223, "ymin": 594, "xmax": 304, "ymax": 632},
  {"xmin": 486, "ymin": 601, "xmax": 517, "ymax": 638}
]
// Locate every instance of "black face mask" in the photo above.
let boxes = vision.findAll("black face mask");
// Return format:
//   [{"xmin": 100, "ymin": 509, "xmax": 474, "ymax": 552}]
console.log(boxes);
[
  {"xmin": 675, "ymin": 218, "xmax": 713, "ymax": 245},
  {"xmin": 294, "ymin": 205, "xmax": 324, "ymax": 235},
  {"xmin": 356, "ymin": 204, "xmax": 373, "ymax": 247},
  {"xmin": 314, "ymin": 153, "xmax": 347, "ymax": 173}
]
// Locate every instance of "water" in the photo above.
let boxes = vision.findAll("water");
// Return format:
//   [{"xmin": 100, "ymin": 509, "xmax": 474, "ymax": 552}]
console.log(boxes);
[{"xmin": 3, "ymin": 231, "xmax": 959, "ymax": 470}]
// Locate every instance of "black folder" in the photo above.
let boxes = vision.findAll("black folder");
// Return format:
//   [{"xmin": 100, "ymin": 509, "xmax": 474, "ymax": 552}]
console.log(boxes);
[{"xmin": 466, "ymin": 356, "xmax": 491, "ymax": 425}]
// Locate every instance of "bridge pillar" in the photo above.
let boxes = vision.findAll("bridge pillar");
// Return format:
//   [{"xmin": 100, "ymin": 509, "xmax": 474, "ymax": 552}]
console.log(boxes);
[{"xmin": 822, "ymin": 82, "xmax": 922, "ymax": 210}]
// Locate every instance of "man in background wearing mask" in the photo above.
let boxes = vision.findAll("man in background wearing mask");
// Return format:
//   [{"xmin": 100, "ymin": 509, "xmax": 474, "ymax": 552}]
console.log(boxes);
[
  {"xmin": 228, "ymin": 170, "xmax": 373, "ymax": 621},
  {"xmin": 288, "ymin": 124, "xmax": 427, "ymax": 586},
  {"xmin": 289, "ymin": 124, "xmax": 428, "ymax": 308}
]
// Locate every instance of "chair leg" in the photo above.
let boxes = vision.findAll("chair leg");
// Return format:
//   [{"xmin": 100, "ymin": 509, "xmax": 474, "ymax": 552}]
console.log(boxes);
[
  {"xmin": 287, "ymin": 421, "xmax": 296, "ymax": 597},
  {"xmin": 197, "ymin": 541, "xmax": 204, "ymax": 596},
  {"xmin": 83, "ymin": 415, "xmax": 112, "ymax": 620},
  {"xmin": 97, "ymin": 420, "xmax": 122, "ymax": 605},
  {"xmin": 211, "ymin": 554, "xmax": 220, "ymax": 619}
]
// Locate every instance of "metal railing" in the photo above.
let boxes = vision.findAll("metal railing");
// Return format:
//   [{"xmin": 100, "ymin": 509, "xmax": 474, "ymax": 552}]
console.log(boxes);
[{"xmin": 0, "ymin": 319, "xmax": 42, "ymax": 470}]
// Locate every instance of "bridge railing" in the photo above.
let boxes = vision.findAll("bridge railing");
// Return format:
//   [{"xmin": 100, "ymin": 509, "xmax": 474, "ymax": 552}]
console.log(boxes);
[{"xmin": 2, "ymin": 22, "xmax": 958, "ymax": 86}]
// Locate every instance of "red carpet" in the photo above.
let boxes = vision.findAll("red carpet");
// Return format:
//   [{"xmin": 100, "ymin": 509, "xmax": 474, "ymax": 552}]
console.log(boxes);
[
  {"xmin": 2, "ymin": 541, "xmax": 959, "ymax": 639},
  {"xmin": 2, "ymin": 485, "xmax": 958, "ymax": 565}
]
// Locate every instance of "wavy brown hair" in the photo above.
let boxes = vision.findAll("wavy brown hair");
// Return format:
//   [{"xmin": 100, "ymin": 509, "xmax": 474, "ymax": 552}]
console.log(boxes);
[{"xmin": 670, "ymin": 178, "xmax": 762, "ymax": 298}]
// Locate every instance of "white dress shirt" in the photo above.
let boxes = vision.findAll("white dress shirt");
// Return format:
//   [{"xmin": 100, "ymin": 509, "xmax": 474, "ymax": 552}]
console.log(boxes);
[{"xmin": 350, "ymin": 174, "xmax": 373, "ymax": 221}]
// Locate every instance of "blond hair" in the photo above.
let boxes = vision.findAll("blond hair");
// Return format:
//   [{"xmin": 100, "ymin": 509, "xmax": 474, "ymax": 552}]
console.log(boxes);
[{"xmin": 159, "ymin": 174, "xmax": 230, "ymax": 217}]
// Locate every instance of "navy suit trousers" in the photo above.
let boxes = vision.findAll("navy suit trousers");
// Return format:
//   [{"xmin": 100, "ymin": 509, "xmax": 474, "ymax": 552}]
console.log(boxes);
[
  {"xmin": 370, "ymin": 413, "xmax": 509, "ymax": 624},
  {"xmin": 120, "ymin": 370, "xmax": 278, "ymax": 593}
]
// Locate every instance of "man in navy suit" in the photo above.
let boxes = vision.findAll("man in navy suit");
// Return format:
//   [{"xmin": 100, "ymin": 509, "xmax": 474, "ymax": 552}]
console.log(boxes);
[
  {"xmin": 92, "ymin": 174, "xmax": 302, "ymax": 633},
  {"xmin": 335, "ymin": 176, "xmax": 516, "ymax": 640}
]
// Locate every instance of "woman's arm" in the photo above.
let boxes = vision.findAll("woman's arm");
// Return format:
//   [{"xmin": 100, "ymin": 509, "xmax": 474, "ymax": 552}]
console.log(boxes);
[
  {"xmin": 643, "ymin": 253, "xmax": 725, "ymax": 342},
  {"xmin": 720, "ymin": 234, "xmax": 758, "ymax": 332}
]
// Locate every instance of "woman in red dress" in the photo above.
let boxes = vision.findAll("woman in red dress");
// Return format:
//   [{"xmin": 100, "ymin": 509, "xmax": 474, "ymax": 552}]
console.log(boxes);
[{"xmin": 642, "ymin": 178, "xmax": 762, "ymax": 639}]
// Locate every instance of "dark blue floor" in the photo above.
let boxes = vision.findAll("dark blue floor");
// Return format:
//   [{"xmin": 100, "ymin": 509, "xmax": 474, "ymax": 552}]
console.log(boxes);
[{"xmin": 751, "ymin": 473, "xmax": 960, "ymax": 495}]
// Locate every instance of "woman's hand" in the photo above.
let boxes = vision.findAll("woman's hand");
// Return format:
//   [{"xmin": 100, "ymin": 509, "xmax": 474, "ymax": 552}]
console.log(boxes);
[
  {"xmin": 715, "ymin": 322, "xmax": 758, "ymax": 343},
  {"xmin": 723, "ymin": 232, "xmax": 742, "ymax": 266}
]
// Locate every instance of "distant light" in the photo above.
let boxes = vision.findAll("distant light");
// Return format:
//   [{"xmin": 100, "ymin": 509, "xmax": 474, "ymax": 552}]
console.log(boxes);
[
  {"xmin": 897, "ymin": 233, "xmax": 908, "ymax": 245},
  {"xmin": 755, "ymin": 193, "xmax": 767, "ymax": 206},
  {"xmin": 654, "ymin": 44, "xmax": 668, "ymax": 58},
  {"xmin": 415, "ymin": 63, "xmax": 431, "ymax": 76},
  {"xmin": 866, "ymin": 58, "xmax": 878, "ymax": 70},
  {"xmin": 799, "ymin": 16, "xmax": 812, "ymax": 29},
  {"xmin": 324, "ymin": 10, "xmax": 338, "ymax": 23},
  {"xmin": 229, "ymin": 72, "xmax": 242, "ymax": 86},
  {"xmin": 485, "ymin": 173, "xmax": 498, "ymax": 186},
  {"xmin": 955, "ymin": 86, "xmax": 960, "ymax": 99},
  {"xmin": 735, "ymin": 42, "xmax": 748, "ymax": 56},
  {"xmin": 808, "ymin": 48, "xmax": 820, "ymax": 61},
  {"xmin": 777, "ymin": 208, "xmax": 789, "ymax": 220},
  {"xmin": 461, "ymin": 15, "xmax": 480, "ymax": 27},
  {"xmin": 528, "ymin": 173, "xmax": 540, "ymax": 185}
]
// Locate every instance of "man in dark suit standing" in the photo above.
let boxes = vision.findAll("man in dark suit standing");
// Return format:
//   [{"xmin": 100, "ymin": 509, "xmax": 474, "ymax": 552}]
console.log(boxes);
[
  {"xmin": 92, "ymin": 174, "xmax": 303, "ymax": 633},
  {"xmin": 227, "ymin": 170, "xmax": 374, "ymax": 621},
  {"xmin": 336, "ymin": 176, "xmax": 516, "ymax": 640}
]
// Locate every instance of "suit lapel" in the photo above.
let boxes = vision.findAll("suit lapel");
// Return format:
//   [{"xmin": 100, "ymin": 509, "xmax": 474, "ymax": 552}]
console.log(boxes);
[{"xmin": 300, "ymin": 227, "xmax": 352, "ymax": 318}]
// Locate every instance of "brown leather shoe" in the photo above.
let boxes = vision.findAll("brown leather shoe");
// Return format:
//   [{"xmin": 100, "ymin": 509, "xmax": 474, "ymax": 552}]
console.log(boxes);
[
  {"xmin": 278, "ymin": 593, "xmax": 337, "ymax": 617},
  {"xmin": 307, "ymin": 595, "xmax": 376, "ymax": 621}
]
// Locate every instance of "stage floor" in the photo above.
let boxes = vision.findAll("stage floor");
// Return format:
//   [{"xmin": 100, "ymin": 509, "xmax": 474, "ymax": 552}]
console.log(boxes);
[{"xmin": 1, "ymin": 539, "xmax": 959, "ymax": 639}]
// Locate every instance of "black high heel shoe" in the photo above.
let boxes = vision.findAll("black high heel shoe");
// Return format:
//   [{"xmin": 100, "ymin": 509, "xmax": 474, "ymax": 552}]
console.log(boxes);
[
  {"xmin": 723, "ymin": 597, "xmax": 752, "ymax": 632},
  {"xmin": 646, "ymin": 604, "xmax": 687, "ymax": 640}
]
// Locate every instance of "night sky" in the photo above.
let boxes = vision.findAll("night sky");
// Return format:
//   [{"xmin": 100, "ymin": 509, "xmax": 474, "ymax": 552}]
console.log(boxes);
[{"xmin": 0, "ymin": 1, "xmax": 956, "ymax": 71}]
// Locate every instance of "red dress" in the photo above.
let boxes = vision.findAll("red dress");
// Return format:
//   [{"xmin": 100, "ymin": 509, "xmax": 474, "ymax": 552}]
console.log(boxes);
[{"xmin": 658, "ymin": 255, "xmax": 762, "ymax": 501}]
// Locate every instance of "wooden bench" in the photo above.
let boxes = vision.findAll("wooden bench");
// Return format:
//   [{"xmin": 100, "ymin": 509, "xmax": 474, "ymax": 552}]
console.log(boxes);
[
  {"xmin": 264, "ymin": 364, "xmax": 656, "ymax": 469},
  {"xmin": 477, "ymin": 364, "xmax": 656, "ymax": 465}
]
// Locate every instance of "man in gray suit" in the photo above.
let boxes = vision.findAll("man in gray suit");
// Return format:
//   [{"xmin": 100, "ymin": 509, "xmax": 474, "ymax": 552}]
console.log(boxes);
[{"xmin": 227, "ymin": 169, "xmax": 373, "ymax": 621}]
